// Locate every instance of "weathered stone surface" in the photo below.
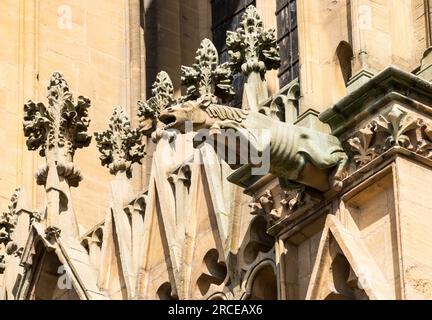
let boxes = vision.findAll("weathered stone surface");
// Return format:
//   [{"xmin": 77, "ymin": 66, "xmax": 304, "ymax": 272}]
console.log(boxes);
[{"xmin": 1, "ymin": 0, "xmax": 432, "ymax": 302}]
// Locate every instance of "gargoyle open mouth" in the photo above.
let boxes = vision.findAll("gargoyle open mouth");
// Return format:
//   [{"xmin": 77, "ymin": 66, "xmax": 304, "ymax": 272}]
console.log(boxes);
[{"xmin": 159, "ymin": 114, "xmax": 177, "ymax": 129}]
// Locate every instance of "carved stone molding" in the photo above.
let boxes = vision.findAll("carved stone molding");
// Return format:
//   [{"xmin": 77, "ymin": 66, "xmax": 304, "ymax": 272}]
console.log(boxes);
[
  {"xmin": 29, "ymin": 211, "xmax": 42, "ymax": 225},
  {"xmin": 249, "ymin": 190, "xmax": 281, "ymax": 223},
  {"xmin": 226, "ymin": 5, "xmax": 280, "ymax": 77},
  {"xmin": 249, "ymin": 186, "xmax": 323, "ymax": 228},
  {"xmin": 36, "ymin": 162, "xmax": 83, "ymax": 188},
  {"xmin": 23, "ymin": 72, "xmax": 91, "ymax": 186},
  {"xmin": 417, "ymin": 122, "xmax": 432, "ymax": 158},
  {"xmin": 347, "ymin": 106, "xmax": 432, "ymax": 171},
  {"xmin": 95, "ymin": 106, "xmax": 145, "ymax": 177},
  {"xmin": 260, "ymin": 80, "xmax": 300, "ymax": 122},
  {"xmin": 195, "ymin": 249, "xmax": 228, "ymax": 297},
  {"xmin": 181, "ymin": 38, "xmax": 234, "ymax": 103},
  {"xmin": 45, "ymin": 226, "xmax": 61, "ymax": 242},
  {"xmin": 80, "ymin": 225, "xmax": 103, "ymax": 268},
  {"xmin": 167, "ymin": 163, "xmax": 192, "ymax": 246},
  {"xmin": 280, "ymin": 187, "xmax": 306, "ymax": 212},
  {"xmin": 124, "ymin": 191, "xmax": 148, "ymax": 218},
  {"xmin": 239, "ymin": 215, "xmax": 275, "ymax": 282},
  {"xmin": 168, "ymin": 164, "xmax": 192, "ymax": 190}
]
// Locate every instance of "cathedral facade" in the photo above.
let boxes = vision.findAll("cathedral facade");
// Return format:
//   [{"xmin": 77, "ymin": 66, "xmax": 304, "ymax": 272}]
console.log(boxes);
[{"xmin": 1, "ymin": 0, "xmax": 432, "ymax": 300}]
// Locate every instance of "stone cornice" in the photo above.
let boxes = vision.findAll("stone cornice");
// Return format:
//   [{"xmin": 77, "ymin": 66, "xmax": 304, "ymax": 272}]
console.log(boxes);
[{"xmin": 320, "ymin": 66, "xmax": 432, "ymax": 135}]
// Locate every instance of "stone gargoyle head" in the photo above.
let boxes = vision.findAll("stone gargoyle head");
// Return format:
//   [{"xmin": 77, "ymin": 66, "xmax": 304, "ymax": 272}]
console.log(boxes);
[
  {"xmin": 159, "ymin": 97, "xmax": 248, "ymax": 135},
  {"xmin": 159, "ymin": 99, "xmax": 213, "ymax": 134},
  {"xmin": 159, "ymin": 101, "xmax": 208, "ymax": 133}
]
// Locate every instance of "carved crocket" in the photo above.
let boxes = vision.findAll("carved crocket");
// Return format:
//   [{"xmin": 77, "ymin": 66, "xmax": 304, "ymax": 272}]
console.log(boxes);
[{"xmin": 159, "ymin": 99, "xmax": 348, "ymax": 191}]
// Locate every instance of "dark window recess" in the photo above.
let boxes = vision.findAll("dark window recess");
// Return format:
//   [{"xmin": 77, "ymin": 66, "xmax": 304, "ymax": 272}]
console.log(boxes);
[
  {"xmin": 211, "ymin": 0, "xmax": 255, "ymax": 107},
  {"xmin": 276, "ymin": 0, "xmax": 299, "ymax": 87}
]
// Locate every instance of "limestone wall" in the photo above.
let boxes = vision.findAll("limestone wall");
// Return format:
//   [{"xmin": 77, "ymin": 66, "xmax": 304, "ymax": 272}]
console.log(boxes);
[
  {"xmin": 0, "ymin": 0, "xmax": 214, "ymax": 230},
  {"xmin": 298, "ymin": 0, "xmax": 426, "ymax": 114},
  {"xmin": 0, "ymin": 0, "xmax": 140, "ymax": 229},
  {"xmin": 396, "ymin": 157, "xmax": 432, "ymax": 299}
]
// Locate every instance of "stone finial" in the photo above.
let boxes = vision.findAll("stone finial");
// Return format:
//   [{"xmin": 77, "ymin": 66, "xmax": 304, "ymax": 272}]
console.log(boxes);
[
  {"xmin": 0, "ymin": 188, "xmax": 20, "ymax": 246},
  {"xmin": 138, "ymin": 71, "xmax": 174, "ymax": 135},
  {"xmin": 45, "ymin": 226, "xmax": 61, "ymax": 242},
  {"xmin": 0, "ymin": 188, "xmax": 23, "ymax": 273},
  {"xmin": 24, "ymin": 72, "xmax": 91, "ymax": 158},
  {"xmin": 95, "ymin": 106, "xmax": 145, "ymax": 177},
  {"xmin": 181, "ymin": 38, "xmax": 235, "ymax": 103},
  {"xmin": 23, "ymin": 72, "xmax": 91, "ymax": 186},
  {"xmin": 226, "ymin": 5, "xmax": 280, "ymax": 77}
]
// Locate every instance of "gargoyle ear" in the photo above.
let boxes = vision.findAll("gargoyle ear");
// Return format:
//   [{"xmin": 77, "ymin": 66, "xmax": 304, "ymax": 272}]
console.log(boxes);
[
  {"xmin": 200, "ymin": 99, "xmax": 212, "ymax": 109},
  {"xmin": 198, "ymin": 94, "xmax": 216, "ymax": 109}
]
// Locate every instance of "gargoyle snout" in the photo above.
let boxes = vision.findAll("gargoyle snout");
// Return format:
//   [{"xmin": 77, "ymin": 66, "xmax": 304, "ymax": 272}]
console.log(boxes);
[{"xmin": 159, "ymin": 107, "xmax": 179, "ymax": 128}]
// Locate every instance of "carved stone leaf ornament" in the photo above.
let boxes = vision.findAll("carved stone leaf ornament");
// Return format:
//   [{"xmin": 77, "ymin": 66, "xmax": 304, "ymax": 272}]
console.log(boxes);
[
  {"xmin": 30, "ymin": 211, "xmax": 42, "ymax": 225},
  {"xmin": 259, "ymin": 190, "xmax": 274, "ymax": 214},
  {"xmin": 139, "ymin": 97, "xmax": 160, "ymax": 120},
  {"xmin": 138, "ymin": 71, "xmax": 174, "ymax": 120},
  {"xmin": 249, "ymin": 202, "xmax": 265, "ymax": 216},
  {"xmin": 347, "ymin": 125, "xmax": 377, "ymax": 166},
  {"xmin": 417, "ymin": 122, "xmax": 432, "ymax": 158},
  {"xmin": 95, "ymin": 106, "xmax": 145, "ymax": 177},
  {"xmin": 22, "ymin": 73, "xmax": 91, "ymax": 238},
  {"xmin": 226, "ymin": 5, "xmax": 280, "ymax": 77},
  {"xmin": 347, "ymin": 106, "xmax": 432, "ymax": 171},
  {"xmin": 0, "ymin": 188, "xmax": 23, "ymax": 273},
  {"xmin": 249, "ymin": 190, "xmax": 274, "ymax": 217},
  {"xmin": 280, "ymin": 187, "xmax": 306, "ymax": 212},
  {"xmin": 181, "ymin": 38, "xmax": 235, "ymax": 103},
  {"xmin": 23, "ymin": 72, "xmax": 92, "ymax": 186},
  {"xmin": 249, "ymin": 190, "xmax": 281, "ymax": 222},
  {"xmin": 24, "ymin": 72, "xmax": 91, "ymax": 159},
  {"xmin": 0, "ymin": 200, "xmax": 18, "ymax": 246},
  {"xmin": 373, "ymin": 107, "xmax": 420, "ymax": 150},
  {"xmin": 137, "ymin": 71, "xmax": 176, "ymax": 140},
  {"xmin": 23, "ymin": 101, "xmax": 50, "ymax": 156}
]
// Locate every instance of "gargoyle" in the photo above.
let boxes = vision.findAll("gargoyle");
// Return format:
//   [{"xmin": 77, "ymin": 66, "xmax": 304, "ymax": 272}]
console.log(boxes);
[{"xmin": 159, "ymin": 99, "xmax": 348, "ymax": 191}]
